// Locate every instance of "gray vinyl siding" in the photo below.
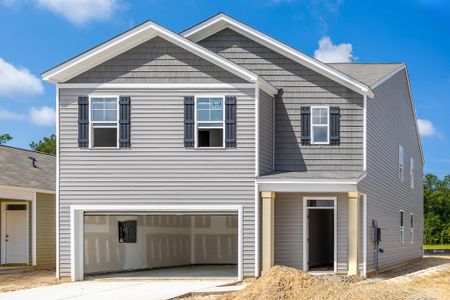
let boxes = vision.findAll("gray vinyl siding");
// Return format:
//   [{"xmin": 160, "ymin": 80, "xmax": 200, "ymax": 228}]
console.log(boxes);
[
  {"xmin": 358, "ymin": 68, "xmax": 423, "ymax": 272},
  {"xmin": 67, "ymin": 36, "xmax": 248, "ymax": 84},
  {"xmin": 198, "ymin": 29, "xmax": 364, "ymax": 172},
  {"xmin": 58, "ymin": 87, "xmax": 256, "ymax": 277},
  {"xmin": 259, "ymin": 90, "xmax": 274, "ymax": 175},
  {"xmin": 274, "ymin": 192, "xmax": 349, "ymax": 274}
]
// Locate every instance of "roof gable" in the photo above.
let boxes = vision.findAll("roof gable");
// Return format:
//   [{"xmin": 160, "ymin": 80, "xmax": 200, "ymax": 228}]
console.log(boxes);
[
  {"xmin": 182, "ymin": 13, "xmax": 374, "ymax": 98},
  {"xmin": 42, "ymin": 20, "xmax": 277, "ymax": 94}
]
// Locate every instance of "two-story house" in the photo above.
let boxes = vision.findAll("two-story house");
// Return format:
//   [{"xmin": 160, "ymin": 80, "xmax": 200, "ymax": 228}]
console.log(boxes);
[{"xmin": 42, "ymin": 13, "xmax": 423, "ymax": 281}]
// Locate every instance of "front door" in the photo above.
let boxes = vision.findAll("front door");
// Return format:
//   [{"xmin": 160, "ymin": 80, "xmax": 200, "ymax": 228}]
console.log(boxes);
[{"xmin": 4, "ymin": 204, "xmax": 28, "ymax": 264}]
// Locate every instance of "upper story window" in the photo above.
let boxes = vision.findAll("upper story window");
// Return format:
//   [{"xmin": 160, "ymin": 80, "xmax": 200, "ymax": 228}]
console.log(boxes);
[
  {"xmin": 410, "ymin": 157, "xmax": 415, "ymax": 189},
  {"xmin": 400, "ymin": 210, "xmax": 405, "ymax": 244},
  {"xmin": 311, "ymin": 106, "xmax": 329, "ymax": 144},
  {"xmin": 90, "ymin": 96, "xmax": 119, "ymax": 148},
  {"xmin": 399, "ymin": 145, "xmax": 404, "ymax": 181},
  {"xmin": 195, "ymin": 97, "xmax": 224, "ymax": 148},
  {"xmin": 410, "ymin": 213, "xmax": 414, "ymax": 244}
]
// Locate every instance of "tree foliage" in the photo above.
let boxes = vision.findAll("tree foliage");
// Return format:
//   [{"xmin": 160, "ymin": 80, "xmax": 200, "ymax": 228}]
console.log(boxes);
[
  {"xmin": 0, "ymin": 133, "xmax": 13, "ymax": 145},
  {"xmin": 30, "ymin": 134, "xmax": 56, "ymax": 155},
  {"xmin": 424, "ymin": 173, "xmax": 450, "ymax": 244}
]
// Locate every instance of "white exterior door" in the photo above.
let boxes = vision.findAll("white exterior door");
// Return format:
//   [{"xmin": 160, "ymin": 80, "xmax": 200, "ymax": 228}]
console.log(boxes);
[{"xmin": 5, "ymin": 206, "xmax": 28, "ymax": 264}]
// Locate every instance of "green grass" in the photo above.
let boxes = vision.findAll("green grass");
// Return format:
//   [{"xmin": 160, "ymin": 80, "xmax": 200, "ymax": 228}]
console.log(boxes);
[{"xmin": 423, "ymin": 244, "xmax": 450, "ymax": 250}]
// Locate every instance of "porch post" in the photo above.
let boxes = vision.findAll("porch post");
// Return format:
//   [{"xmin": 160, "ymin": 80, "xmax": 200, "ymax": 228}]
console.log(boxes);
[
  {"xmin": 348, "ymin": 192, "xmax": 360, "ymax": 275},
  {"xmin": 261, "ymin": 191, "xmax": 275, "ymax": 273}
]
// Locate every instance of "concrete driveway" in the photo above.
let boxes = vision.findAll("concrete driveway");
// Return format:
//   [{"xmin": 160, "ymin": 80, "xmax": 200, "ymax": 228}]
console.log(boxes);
[{"xmin": 0, "ymin": 280, "xmax": 232, "ymax": 300}]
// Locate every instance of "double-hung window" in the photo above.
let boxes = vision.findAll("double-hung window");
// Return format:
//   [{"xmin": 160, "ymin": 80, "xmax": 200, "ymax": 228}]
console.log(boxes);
[
  {"xmin": 311, "ymin": 106, "xmax": 329, "ymax": 144},
  {"xmin": 400, "ymin": 210, "xmax": 405, "ymax": 244},
  {"xmin": 90, "ymin": 96, "xmax": 119, "ymax": 148},
  {"xmin": 399, "ymin": 145, "xmax": 404, "ymax": 181},
  {"xmin": 196, "ymin": 97, "xmax": 224, "ymax": 148},
  {"xmin": 410, "ymin": 213, "xmax": 414, "ymax": 244},
  {"xmin": 410, "ymin": 157, "xmax": 415, "ymax": 189}
]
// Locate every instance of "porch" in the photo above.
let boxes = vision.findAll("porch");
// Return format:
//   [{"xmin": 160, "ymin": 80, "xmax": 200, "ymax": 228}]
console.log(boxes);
[{"xmin": 257, "ymin": 171, "xmax": 366, "ymax": 276}]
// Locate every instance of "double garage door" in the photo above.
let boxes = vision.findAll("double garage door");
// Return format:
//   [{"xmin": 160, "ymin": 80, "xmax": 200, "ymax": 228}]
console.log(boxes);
[{"xmin": 71, "ymin": 207, "xmax": 242, "ymax": 280}]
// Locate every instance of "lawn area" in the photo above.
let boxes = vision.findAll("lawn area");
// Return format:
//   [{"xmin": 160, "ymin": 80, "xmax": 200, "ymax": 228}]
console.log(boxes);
[{"xmin": 424, "ymin": 244, "xmax": 450, "ymax": 250}]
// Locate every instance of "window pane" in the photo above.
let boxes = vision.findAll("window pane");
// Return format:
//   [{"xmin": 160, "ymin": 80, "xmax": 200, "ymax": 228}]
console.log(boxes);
[
  {"xmin": 198, "ymin": 128, "xmax": 223, "ymax": 147},
  {"xmin": 312, "ymin": 108, "xmax": 328, "ymax": 124},
  {"xmin": 197, "ymin": 99, "xmax": 210, "ymax": 109},
  {"xmin": 197, "ymin": 110, "xmax": 209, "ymax": 121},
  {"xmin": 211, "ymin": 110, "xmax": 223, "ymax": 121},
  {"xmin": 104, "ymin": 99, "xmax": 117, "ymax": 109},
  {"xmin": 313, "ymin": 126, "xmax": 328, "ymax": 142},
  {"xmin": 410, "ymin": 215, "xmax": 413, "ymax": 228},
  {"xmin": 211, "ymin": 98, "xmax": 223, "ymax": 109},
  {"xmin": 104, "ymin": 110, "xmax": 117, "ymax": 121},
  {"xmin": 198, "ymin": 122, "xmax": 222, "ymax": 128},
  {"xmin": 92, "ymin": 110, "xmax": 104, "ymax": 121},
  {"xmin": 307, "ymin": 200, "xmax": 334, "ymax": 207},
  {"xmin": 92, "ymin": 99, "xmax": 104, "ymax": 109},
  {"xmin": 400, "ymin": 211, "xmax": 404, "ymax": 226},
  {"xmin": 93, "ymin": 127, "xmax": 117, "ymax": 147}
]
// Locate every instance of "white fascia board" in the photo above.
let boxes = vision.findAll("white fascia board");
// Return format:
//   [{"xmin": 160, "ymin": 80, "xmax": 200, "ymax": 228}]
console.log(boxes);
[
  {"xmin": 0, "ymin": 185, "xmax": 55, "ymax": 195},
  {"xmin": 182, "ymin": 14, "xmax": 374, "ymax": 98},
  {"xmin": 370, "ymin": 64, "xmax": 424, "ymax": 164},
  {"xmin": 258, "ymin": 181, "xmax": 358, "ymax": 193},
  {"xmin": 43, "ymin": 20, "xmax": 278, "ymax": 96}
]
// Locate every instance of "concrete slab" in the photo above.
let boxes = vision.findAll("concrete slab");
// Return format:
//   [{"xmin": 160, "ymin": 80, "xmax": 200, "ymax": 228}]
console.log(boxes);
[{"xmin": 0, "ymin": 280, "xmax": 232, "ymax": 300}]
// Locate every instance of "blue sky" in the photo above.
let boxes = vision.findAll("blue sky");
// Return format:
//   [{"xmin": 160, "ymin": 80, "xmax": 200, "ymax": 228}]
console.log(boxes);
[{"xmin": 0, "ymin": 0, "xmax": 448, "ymax": 177}]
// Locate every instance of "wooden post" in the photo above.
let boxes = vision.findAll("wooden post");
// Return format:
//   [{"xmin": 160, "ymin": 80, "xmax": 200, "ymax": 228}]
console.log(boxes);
[{"xmin": 261, "ymin": 191, "xmax": 276, "ymax": 273}]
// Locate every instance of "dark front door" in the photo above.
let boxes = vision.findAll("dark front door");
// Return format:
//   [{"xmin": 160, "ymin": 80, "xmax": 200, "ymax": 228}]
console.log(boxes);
[{"xmin": 308, "ymin": 209, "xmax": 334, "ymax": 270}]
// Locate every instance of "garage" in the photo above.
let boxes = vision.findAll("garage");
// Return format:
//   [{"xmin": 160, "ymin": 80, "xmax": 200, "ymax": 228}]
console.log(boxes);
[{"xmin": 70, "ymin": 205, "xmax": 243, "ymax": 281}]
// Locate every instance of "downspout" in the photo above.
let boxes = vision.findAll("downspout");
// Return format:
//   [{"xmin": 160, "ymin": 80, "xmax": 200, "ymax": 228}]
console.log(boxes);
[
  {"xmin": 55, "ymin": 84, "xmax": 60, "ymax": 278},
  {"xmin": 254, "ymin": 84, "xmax": 260, "ymax": 277}
]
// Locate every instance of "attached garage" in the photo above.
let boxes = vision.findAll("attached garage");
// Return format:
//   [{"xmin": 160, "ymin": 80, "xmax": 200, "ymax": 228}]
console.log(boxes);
[{"xmin": 70, "ymin": 205, "xmax": 243, "ymax": 281}]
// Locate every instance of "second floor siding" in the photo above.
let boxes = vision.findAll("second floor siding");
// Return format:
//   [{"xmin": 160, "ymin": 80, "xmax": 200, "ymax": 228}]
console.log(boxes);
[{"xmin": 199, "ymin": 29, "xmax": 364, "ymax": 172}]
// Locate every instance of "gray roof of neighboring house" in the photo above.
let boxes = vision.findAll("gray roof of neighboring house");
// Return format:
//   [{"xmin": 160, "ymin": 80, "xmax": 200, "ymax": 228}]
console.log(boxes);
[
  {"xmin": 328, "ymin": 63, "xmax": 404, "ymax": 87},
  {"xmin": 258, "ymin": 171, "xmax": 366, "ymax": 180},
  {"xmin": 0, "ymin": 146, "xmax": 55, "ymax": 191}
]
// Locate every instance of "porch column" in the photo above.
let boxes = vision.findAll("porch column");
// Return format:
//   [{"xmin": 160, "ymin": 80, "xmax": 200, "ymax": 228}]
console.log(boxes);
[
  {"xmin": 262, "ymin": 191, "xmax": 276, "ymax": 273},
  {"xmin": 348, "ymin": 192, "xmax": 360, "ymax": 275}
]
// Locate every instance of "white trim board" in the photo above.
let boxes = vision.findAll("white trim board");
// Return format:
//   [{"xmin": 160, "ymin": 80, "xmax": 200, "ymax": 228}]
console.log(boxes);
[
  {"xmin": 302, "ymin": 196, "xmax": 337, "ymax": 274},
  {"xmin": 182, "ymin": 13, "xmax": 374, "ymax": 99},
  {"xmin": 70, "ymin": 204, "xmax": 244, "ymax": 281},
  {"xmin": 42, "ymin": 21, "xmax": 277, "ymax": 96}
]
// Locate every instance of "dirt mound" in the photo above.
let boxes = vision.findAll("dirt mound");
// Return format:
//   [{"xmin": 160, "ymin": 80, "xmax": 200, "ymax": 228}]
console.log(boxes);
[{"xmin": 219, "ymin": 266, "xmax": 410, "ymax": 300}]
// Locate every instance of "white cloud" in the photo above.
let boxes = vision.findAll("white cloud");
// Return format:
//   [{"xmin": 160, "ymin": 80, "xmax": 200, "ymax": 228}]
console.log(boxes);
[
  {"xmin": 36, "ymin": 0, "xmax": 121, "ymax": 25},
  {"xmin": 314, "ymin": 36, "xmax": 354, "ymax": 63},
  {"xmin": 0, "ymin": 106, "xmax": 55, "ymax": 126},
  {"xmin": 417, "ymin": 118, "xmax": 440, "ymax": 138},
  {"xmin": 29, "ymin": 106, "xmax": 55, "ymax": 126},
  {"xmin": 0, "ymin": 58, "xmax": 44, "ymax": 97}
]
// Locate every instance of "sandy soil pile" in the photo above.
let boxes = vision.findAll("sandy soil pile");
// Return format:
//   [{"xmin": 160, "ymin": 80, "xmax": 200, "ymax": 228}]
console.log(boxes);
[
  {"xmin": 0, "ymin": 269, "xmax": 69, "ymax": 292},
  {"xmin": 220, "ymin": 266, "xmax": 411, "ymax": 300}
]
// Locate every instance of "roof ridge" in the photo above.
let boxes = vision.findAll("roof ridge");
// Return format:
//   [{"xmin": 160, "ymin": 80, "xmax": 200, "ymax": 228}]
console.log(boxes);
[{"xmin": 0, "ymin": 145, "xmax": 55, "ymax": 157}]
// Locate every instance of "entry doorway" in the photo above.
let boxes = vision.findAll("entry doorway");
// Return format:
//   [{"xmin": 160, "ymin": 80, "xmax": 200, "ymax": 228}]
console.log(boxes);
[
  {"xmin": 303, "ymin": 197, "xmax": 336, "ymax": 273},
  {"xmin": 1, "ymin": 202, "xmax": 29, "ymax": 264}
]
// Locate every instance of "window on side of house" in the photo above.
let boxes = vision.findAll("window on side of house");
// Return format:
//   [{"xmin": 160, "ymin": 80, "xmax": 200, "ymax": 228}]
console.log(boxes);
[
  {"xmin": 196, "ymin": 96, "xmax": 224, "ymax": 148},
  {"xmin": 399, "ymin": 145, "xmax": 404, "ymax": 181},
  {"xmin": 311, "ymin": 106, "xmax": 329, "ymax": 144},
  {"xmin": 410, "ymin": 157, "xmax": 415, "ymax": 189},
  {"xmin": 90, "ymin": 96, "xmax": 119, "ymax": 148},
  {"xmin": 410, "ymin": 213, "xmax": 414, "ymax": 244},
  {"xmin": 400, "ymin": 210, "xmax": 405, "ymax": 244}
]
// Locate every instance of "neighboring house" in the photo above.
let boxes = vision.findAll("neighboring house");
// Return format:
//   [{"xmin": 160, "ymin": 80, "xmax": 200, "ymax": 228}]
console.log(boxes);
[
  {"xmin": 0, "ymin": 146, "xmax": 56, "ymax": 268},
  {"xmin": 42, "ymin": 13, "xmax": 423, "ymax": 281}
]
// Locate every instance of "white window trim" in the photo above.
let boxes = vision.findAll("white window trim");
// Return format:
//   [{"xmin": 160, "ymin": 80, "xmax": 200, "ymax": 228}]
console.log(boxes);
[
  {"xmin": 194, "ymin": 95, "xmax": 226, "ymax": 149},
  {"xmin": 410, "ymin": 157, "xmax": 415, "ymax": 189},
  {"xmin": 400, "ymin": 210, "xmax": 405, "ymax": 245},
  {"xmin": 410, "ymin": 213, "xmax": 414, "ymax": 244},
  {"xmin": 399, "ymin": 145, "xmax": 404, "ymax": 181},
  {"xmin": 88, "ymin": 95, "xmax": 120, "ymax": 149},
  {"xmin": 310, "ymin": 106, "xmax": 330, "ymax": 145}
]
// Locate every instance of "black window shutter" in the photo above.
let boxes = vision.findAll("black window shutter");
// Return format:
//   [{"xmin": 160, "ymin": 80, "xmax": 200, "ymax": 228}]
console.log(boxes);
[
  {"xmin": 330, "ymin": 106, "xmax": 340, "ymax": 145},
  {"xmin": 78, "ymin": 96, "xmax": 89, "ymax": 148},
  {"xmin": 225, "ymin": 96, "xmax": 237, "ymax": 147},
  {"xmin": 119, "ymin": 96, "xmax": 131, "ymax": 148},
  {"xmin": 184, "ymin": 96, "xmax": 195, "ymax": 148},
  {"xmin": 300, "ymin": 106, "xmax": 311, "ymax": 145}
]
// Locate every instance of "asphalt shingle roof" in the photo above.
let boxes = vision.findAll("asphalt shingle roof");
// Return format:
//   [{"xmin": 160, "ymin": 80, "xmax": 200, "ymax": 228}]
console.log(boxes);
[
  {"xmin": 0, "ymin": 146, "xmax": 55, "ymax": 191},
  {"xmin": 328, "ymin": 63, "xmax": 404, "ymax": 87}
]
